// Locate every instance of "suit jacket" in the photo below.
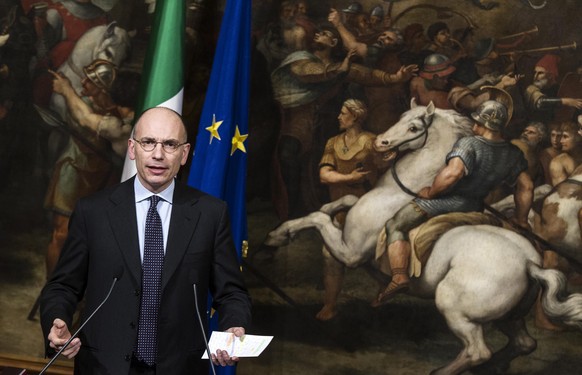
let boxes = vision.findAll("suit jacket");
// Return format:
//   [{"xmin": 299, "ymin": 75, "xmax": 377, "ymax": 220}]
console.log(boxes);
[{"xmin": 40, "ymin": 177, "xmax": 252, "ymax": 374}]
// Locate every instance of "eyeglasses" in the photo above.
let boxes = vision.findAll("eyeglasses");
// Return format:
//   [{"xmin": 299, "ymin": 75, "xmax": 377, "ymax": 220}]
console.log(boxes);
[{"xmin": 132, "ymin": 138, "xmax": 187, "ymax": 153}]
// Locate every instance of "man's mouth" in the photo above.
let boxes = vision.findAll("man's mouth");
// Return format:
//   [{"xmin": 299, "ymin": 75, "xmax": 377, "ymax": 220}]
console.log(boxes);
[{"xmin": 148, "ymin": 165, "xmax": 167, "ymax": 174}]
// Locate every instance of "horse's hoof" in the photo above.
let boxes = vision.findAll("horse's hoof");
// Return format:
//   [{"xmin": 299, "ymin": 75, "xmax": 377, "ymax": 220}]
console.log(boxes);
[
  {"xmin": 264, "ymin": 232, "xmax": 290, "ymax": 247},
  {"xmin": 264, "ymin": 225, "xmax": 293, "ymax": 246}
]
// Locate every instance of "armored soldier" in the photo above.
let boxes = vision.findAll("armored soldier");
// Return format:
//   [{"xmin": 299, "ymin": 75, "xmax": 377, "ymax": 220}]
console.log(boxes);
[
  {"xmin": 44, "ymin": 59, "xmax": 119, "ymax": 278},
  {"xmin": 369, "ymin": 5, "xmax": 384, "ymax": 32},
  {"xmin": 375, "ymin": 94, "xmax": 533, "ymax": 305},
  {"xmin": 409, "ymin": 54, "xmax": 456, "ymax": 109}
]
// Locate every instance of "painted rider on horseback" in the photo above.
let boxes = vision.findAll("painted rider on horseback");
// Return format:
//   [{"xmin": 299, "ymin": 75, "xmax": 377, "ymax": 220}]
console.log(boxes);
[{"xmin": 376, "ymin": 90, "xmax": 534, "ymax": 305}]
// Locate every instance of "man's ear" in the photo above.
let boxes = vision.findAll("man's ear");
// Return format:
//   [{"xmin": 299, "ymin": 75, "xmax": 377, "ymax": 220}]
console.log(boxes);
[
  {"xmin": 331, "ymin": 38, "xmax": 338, "ymax": 47},
  {"xmin": 128, "ymin": 138, "xmax": 136, "ymax": 160}
]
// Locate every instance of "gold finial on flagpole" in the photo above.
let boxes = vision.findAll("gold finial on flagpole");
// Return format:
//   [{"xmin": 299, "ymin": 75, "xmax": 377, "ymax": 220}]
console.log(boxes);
[{"xmin": 242, "ymin": 240, "xmax": 249, "ymax": 258}]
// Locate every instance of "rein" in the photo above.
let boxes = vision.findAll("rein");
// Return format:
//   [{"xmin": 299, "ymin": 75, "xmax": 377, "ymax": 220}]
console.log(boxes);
[{"xmin": 390, "ymin": 115, "xmax": 431, "ymax": 198}]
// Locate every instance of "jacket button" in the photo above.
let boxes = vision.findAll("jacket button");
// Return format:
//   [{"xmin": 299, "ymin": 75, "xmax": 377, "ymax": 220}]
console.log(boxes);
[
  {"xmin": 134, "ymin": 290, "xmax": 140, "ymax": 296},
  {"xmin": 130, "ymin": 322, "xmax": 136, "ymax": 329},
  {"xmin": 125, "ymin": 354, "xmax": 131, "ymax": 361}
]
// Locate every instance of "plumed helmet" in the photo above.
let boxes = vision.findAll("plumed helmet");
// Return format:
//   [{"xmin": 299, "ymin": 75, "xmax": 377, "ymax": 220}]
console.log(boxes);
[
  {"xmin": 342, "ymin": 2, "xmax": 363, "ymax": 14},
  {"xmin": 83, "ymin": 59, "xmax": 117, "ymax": 91},
  {"xmin": 370, "ymin": 5, "xmax": 384, "ymax": 18},
  {"xmin": 471, "ymin": 100, "xmax": 509, "ymax": 131},
  {"xmin": 419, "ymin": 53, "xmax": 456, "ymax": 79}
]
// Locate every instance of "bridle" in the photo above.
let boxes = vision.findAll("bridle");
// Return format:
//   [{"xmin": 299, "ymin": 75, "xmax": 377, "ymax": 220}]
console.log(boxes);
[{"xmin": 387, "ymin": 115, "xmax": 433, "ymax": 198}]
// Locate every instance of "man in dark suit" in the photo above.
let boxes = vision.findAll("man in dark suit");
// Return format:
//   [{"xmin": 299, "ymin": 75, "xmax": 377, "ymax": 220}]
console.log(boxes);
[{"xmin": 40, "ymin": 107, "xmax": 252, "ymax": 374}]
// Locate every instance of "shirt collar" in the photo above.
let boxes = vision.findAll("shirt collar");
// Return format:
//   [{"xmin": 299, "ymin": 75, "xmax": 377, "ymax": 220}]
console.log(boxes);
[{"xmin": 134, "ymin": 177, "xmax": 175, "ymax": 204}]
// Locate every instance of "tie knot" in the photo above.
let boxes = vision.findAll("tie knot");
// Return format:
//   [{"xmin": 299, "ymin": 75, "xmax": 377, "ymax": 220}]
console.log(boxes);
[{"xmin": 149, "ymin": 195, "xmax": 161, "ymax": 208}]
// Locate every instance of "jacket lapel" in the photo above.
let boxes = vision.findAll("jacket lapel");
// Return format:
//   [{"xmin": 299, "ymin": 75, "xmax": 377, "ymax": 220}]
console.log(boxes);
[
  {"xmin": 107, "ymin": 178, "xmax": 142, "ymax": 287},
  {"xmin": 162, "ymin": 183, "xmax": 201, "ymax": 290}
]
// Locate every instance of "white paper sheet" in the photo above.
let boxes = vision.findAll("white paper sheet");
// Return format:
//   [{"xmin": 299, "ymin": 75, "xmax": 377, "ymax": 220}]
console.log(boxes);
[{"xmin": 201, "ymin": 332, "xmax": 273, "ymax": 359}]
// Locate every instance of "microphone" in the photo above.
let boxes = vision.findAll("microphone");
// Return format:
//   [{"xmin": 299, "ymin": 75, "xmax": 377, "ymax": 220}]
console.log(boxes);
[
  {"xmin": 39, "ymin": 267, "xmax": 124, "ymax": 375},
  {"xmin": 191, "ymin": 271, "xmax": 217, "ymax": 375}
]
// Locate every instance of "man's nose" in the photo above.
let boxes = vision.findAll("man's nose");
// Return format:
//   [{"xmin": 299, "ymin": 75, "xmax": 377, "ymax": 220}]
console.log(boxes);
[{"xmin": 152, "ymin": 143, "xmax": 165, "ymax": 158}]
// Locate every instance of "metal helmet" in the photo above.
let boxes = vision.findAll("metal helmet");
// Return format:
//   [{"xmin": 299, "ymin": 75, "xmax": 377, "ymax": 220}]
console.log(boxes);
[
  {"xmin": 419, "ymin": 53, "xmax": 456, "ymax": 79},
  {"xmin": 472, "ymin": 37, "xmax": 495, "ymax": 61},
  {"xmin": 471, "ymin": 100, "xmax": 509, "ymax": 132},
  {"xmin": 342, "ymin": 2, "xmax": 363, "ymax": 14},
  {"xmin": 83, "ymin": 59, "xmax": 117, "ymax": 91},
  {"xmin": 370, "ymin": 5, "xmax": 384, "ymax": 18}
]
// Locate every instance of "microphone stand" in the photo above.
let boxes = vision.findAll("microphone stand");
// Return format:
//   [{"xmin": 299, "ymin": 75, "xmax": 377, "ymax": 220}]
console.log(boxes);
[
  {"xmin": 193, "ymin": 284, "xmax": 217, "ymax": 375},
  {"xmin": 39, "ymin": 276, "xmax": 120, "ymax": 375}
]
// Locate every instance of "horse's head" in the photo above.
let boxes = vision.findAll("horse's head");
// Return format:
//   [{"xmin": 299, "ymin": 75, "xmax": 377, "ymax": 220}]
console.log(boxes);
[
  {"xmin": 67, "ymin": 22, "xmax": 131, "ymax": 75},
  {"xmin": 374, "ymin": 99, "xmax": 436, "ymax": 159},
  {"xmin": 93, "ymin": 22, "xmax": 131, "ymax": 66}
]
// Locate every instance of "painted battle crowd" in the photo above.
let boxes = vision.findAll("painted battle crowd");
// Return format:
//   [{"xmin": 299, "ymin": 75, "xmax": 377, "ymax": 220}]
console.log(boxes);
[
  {"xmin": 251, "ymin": 0, "xmax": 582, "ymax": 325},
  {"xmin": 0, "ymin": 0, "xmax": 581, "ymax": 333}
]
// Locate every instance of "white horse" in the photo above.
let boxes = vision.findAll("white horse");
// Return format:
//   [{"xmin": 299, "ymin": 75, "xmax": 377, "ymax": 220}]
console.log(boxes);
[
  {"xmin": 265, "ymin": 102, "xmax": 582, "ymax": 374},
  {"xmin": 50, "ymin": 22, "xmax": 131, "ymax": 119},
  {"xmin": 266, "ymin": 101, "xmax": 473, "ymax": 266},
  {"xmin": 409, "ymin": 224, "xmax": 582, "ymax": 375}
]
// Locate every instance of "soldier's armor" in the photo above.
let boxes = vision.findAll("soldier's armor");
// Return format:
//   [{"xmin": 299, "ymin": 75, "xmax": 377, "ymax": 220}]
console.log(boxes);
[{"xmin": 415, "ymin": 136, "xmax": 527, "ymax": 216}]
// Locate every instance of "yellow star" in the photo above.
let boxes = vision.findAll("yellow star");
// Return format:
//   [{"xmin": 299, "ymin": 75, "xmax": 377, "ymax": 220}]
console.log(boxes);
[
  {"xmin": 205, "ymin": 114, "xmax": 223, "ymax": 144},
  {"xmin": 230, "ymin": 125, "xmax": 248, "ymax": 155}
]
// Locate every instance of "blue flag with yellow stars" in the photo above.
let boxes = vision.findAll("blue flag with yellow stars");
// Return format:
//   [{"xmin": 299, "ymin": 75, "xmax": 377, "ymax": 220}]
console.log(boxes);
[
  {"xmin": 188, "ymin": 0, "xmax": 250, "ymax": 252},
  {"xmin": 187, "ymin": 1, "xmax": 250, "ymax": 373}
]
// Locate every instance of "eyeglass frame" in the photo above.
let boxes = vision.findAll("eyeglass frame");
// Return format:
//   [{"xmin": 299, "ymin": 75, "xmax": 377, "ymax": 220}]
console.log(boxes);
[{"xmin": 132, "ymin": 137, "xmax": 189, "ymax": 153}]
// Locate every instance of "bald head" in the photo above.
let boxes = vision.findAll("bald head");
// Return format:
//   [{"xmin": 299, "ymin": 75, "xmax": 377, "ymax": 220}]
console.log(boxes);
[
  {"xmin": 134, "ymin": 107, "xmax": 188, "ymax": 143},
  {"xmin": 129, "ymin": 107, "xmax": 191, "ymax": 193}
]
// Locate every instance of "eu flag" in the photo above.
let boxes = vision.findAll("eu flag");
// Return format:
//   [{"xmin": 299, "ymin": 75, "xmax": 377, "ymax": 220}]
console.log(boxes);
[{"xmin": 187, "ymin": 1, "xmax": 251, "ymax": 373}]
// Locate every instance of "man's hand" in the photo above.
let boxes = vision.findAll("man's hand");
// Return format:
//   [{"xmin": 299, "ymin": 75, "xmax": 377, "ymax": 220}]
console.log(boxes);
[
  {"xmin": 563, "ymin": 98, "xmax": 582, "ymax": 110},
  {"xmin": 394, "ymin": 64, "xmax": 419, "ymax": 81},
  {"xmin": 211, "ymin": 327, "xmax": 245, "ymax": 367},
  {"xmin": 47, "ymin": 318, "xmax": 81, "ymax": 359},
  {"xmin": 328, "ymin": 8, "xmax": 341, "ymax": 27},
  {"xmin": 497, "ymin": 73, "xmax": 523, "ymax": 89},
  {"xmin": 338, "ymin": 48, "xmax": 357, "ymax": 73},
  {"xmin": 348, "ymin": 166, "xmax": 371, "ymax": 182},
  {"xmin": 48, "ymin": 69, "xmax": 74, "ymax": 95}
]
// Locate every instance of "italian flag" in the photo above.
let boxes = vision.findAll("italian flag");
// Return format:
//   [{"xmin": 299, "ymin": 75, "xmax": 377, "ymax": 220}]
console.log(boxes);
[{"xmin": 121, "ymin": 0, "xmax": 185, "ymax": 181}]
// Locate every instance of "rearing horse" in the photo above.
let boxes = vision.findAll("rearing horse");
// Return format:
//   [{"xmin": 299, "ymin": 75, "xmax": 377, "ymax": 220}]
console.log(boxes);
[
  {"xmin": 266, "ymin": 102, "xmax": 582, "ymax": 374},
  {"xmin": 266, "ymin": 100, "xmax": 473, "ymax": 266}
]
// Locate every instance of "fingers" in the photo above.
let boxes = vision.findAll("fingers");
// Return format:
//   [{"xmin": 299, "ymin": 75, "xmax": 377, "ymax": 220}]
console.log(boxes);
[
  {"xmin": 48, "ymin": 69, "xmax": 66, "ymax": 79},
  {"xmin": 211, "ymin": 349, "xmax": 240, "ymax": 367},
  {"xmin": 46, "ymin": 319, "xmax": 80, "ymax": 359},
  {"xmin": 61, "ymin": 338, "xmax": 81, "ymax": 359},
  {"xmin": 225, "ymin": 327, "xmax": 246, "ymax": 337},
  {"xmin": 48, "ymin": 319, "xmax": 72, "ymax": 348}
]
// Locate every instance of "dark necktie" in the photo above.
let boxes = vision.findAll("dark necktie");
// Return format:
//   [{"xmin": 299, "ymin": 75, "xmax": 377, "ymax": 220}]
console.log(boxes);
[{"xmin": 135, "ymin": 195, "xmax": 164, "ymax": 366}]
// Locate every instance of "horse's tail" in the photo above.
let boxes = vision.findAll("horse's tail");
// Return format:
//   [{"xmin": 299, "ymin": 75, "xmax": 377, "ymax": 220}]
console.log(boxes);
[{"xmin": 527, "ymin": 261, "xmax": 582, "ymax": 329}]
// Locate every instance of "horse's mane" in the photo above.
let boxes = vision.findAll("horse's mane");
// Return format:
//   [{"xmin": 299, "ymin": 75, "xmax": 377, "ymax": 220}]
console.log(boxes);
[{"xmin": 433, "ymin": 108, "xmax": 474, "ymax": 139}]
